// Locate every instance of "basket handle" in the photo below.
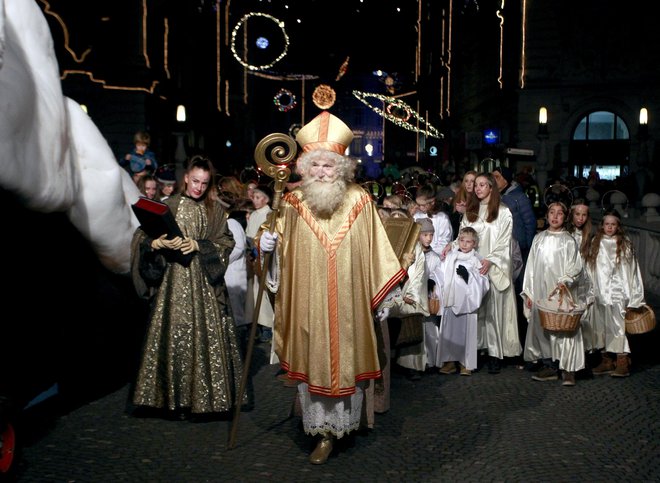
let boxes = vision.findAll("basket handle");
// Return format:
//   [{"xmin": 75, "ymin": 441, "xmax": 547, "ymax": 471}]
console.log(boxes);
[{"xmin": 547, "ymin": 284, "xmax": 576, "ymax": 311}]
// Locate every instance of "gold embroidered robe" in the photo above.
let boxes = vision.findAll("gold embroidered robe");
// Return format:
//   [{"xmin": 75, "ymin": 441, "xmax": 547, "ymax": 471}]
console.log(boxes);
[
  {"xmin": 262, "ymin": 184, "xmax": 405, "ymax": 397},
  {"xmin": 130, "ymin": 195, "xmax": 244, "ymax": 413}
]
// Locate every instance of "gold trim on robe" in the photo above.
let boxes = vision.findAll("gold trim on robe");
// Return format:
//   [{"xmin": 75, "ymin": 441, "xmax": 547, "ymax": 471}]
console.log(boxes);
[{"xmin": 267, "ymin": 184, "xmax": 405, "ymax": 397}]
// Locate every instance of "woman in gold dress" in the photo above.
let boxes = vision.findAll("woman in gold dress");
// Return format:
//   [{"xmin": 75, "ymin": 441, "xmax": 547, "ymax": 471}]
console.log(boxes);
[{"xmin": 130, "ymin": 156, "xmax": 244, "ymax": 417}]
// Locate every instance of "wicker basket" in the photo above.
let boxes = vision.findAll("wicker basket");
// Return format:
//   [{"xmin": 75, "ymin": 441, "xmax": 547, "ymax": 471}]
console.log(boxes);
[
  {"xmin": 625, "ymin": 305, "xmax": 656, "ymax": 334},
  {"xmin": 537, "ymin": 285, "xmax": 584, "ymax": 332}
]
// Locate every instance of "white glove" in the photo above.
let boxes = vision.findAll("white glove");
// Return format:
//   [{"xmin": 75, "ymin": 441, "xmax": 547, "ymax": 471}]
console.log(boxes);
[
  {"xmin": 260, "ymin": 231, "xmax": 278, "ymax": 253},
  {"xmin": 151, "ymin": 234, "xmax": 168, "ymax": 250},
  {"xmin": 180, "ymin": 237, "xmax": 199, "ymax": 255},
  {"xmin": 376, "ymin": 307, "xmax": 390, "ymax": 322},
  {"xmin": 151, "ymin": 235, "xmax": 183, "ymax": 250}
]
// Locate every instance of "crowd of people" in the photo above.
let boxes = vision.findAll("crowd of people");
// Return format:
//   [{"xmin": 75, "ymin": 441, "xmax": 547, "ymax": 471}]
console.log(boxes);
[{"xmin": 122, "ymin": 115, "xmax": 649, "ymax": 465}]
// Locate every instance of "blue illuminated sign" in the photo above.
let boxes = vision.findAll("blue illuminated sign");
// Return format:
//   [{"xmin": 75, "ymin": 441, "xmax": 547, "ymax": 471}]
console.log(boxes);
[{"xmin": 483, "ymin": 129, "xmax": 500, "ymax": 145}]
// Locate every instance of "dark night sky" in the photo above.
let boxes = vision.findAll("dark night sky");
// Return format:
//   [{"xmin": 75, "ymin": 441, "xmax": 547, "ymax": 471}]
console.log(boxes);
[{"xmin": 230, "ymin": 0, "xmax": 420, "ymax": 86}]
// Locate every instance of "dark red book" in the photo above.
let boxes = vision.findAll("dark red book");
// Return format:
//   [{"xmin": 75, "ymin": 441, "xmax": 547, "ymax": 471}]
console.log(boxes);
[{"xmin": 131, "ymin": 197, "xmax": 192, "ymax": 265}]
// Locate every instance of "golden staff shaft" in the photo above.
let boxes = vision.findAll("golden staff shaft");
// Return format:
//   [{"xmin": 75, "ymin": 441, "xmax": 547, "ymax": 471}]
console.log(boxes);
[{"xmin": 228, "ymin": 133, "xmax": 296, "ymax": 450}]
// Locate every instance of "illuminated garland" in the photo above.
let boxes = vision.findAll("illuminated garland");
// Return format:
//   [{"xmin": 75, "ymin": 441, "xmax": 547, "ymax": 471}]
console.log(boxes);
[
  {"xmin": 386, "ymin": 102, "xmax": 411, "ymax": 122},
  {"xmin": 231, "ymin": 12, "xmax": 289, "ymax": 71},
  {"xmin": 352, "ymin": 90, "xmax": 443, "ymax": 139},
  {"xmin": 312, "ymin": 84, "xmax": 336, "ymax": 109},
  {"xmin": 335, "ymin": 56, "xmax": 350, "ymax": 81},
  {"xmin": 249, "ymin": 71, "xmax": 319, "ymax": 81},
  {"xmin": 273, "ymin": 88, "xmax": 297, "ymax": 112}
]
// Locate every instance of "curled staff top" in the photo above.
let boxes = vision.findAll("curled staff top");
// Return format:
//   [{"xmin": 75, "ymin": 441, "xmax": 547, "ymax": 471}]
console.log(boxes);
[{"xmin": 253, "ymin": 133, "xmax": 297, "ymax": 185}]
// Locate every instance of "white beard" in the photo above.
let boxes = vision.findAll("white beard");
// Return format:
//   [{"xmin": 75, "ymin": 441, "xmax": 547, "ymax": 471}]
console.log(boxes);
[{"xmin": 301, "ymin": 177, "xmax": 347, "ymax": 218}]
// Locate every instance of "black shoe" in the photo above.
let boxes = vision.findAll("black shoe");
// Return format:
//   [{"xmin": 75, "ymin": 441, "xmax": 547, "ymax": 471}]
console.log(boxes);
[
  {"xmin": 487, "ymin": 357, "xmax": 501, "ymax": 374},
  {"xmin": 524, "ymin": 360, "xmax": 544, "ymax": 372},
  {"xmin": 575, "ymin": 366, "xmax": 593, "ymax": 380},
  {"xmin": 531, "ymin": 366, "xmax": 559, "ymax": 381}
]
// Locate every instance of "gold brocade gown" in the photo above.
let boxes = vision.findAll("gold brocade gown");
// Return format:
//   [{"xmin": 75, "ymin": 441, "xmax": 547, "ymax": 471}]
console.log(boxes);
[{"xmin": 131, "ymin": 195, "xmax": 244, "ymax": 413}]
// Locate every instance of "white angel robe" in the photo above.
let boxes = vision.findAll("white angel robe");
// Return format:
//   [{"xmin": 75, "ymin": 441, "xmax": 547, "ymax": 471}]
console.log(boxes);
[
  {"xmin": 245, "ymin": 204, "xmax": 275, "ymax": 330},
  {"xmin": 522, "ymin": 230, "xmax": 586, "ymax": 371},
  {"xmin": 394, "ymin": 243, "xmax": 430, "ymax": 372},
  {"xmin": 436, "ymin": 248, "xmax": 490, "ymax": 370},
  {"xmin": 422, "ymin": 247, "xmax": 445, "ymax": 368},
  {"xmin": 569, "ymin": 230, "xmax": 597, "ymax": 351},
  {"xmin": 459, "ymin": 203, "xmax": 521, "ymax": 358},
  {"xmin": 225, "ymin": 218, "xmax": 248, "ymax": 327},
  {"xmin": 587, "ymin": 235, "xmax": 645, "ymax": 354}
]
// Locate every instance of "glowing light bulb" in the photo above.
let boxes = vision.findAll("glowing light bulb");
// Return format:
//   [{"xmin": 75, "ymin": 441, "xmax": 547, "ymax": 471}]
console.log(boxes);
[{"xmin": 176, "ymin": 104, "xmax": 187, "ymax": 122}]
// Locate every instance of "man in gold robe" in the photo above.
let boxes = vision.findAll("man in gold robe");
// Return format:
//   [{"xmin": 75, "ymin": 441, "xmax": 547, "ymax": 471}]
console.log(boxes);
[{"xmin": 258, "ymin": 111, "xmax": 405, "ymax": 464}]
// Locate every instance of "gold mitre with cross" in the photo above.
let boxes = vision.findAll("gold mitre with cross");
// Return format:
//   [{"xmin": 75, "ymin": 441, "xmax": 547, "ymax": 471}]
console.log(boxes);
[{"xmin": 295, "ymin": 111, "xmax": 354, "ymax": 155}]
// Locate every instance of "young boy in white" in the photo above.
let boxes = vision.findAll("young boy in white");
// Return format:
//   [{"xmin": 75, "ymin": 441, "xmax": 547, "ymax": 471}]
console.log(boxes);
[
  {"xmin": 436, "ymin": 227, "xmax": 490, "ymax": 375},
  {"xmin": 416, "ymin": 218, "xmax": 444, "ymax": 371},
  {"xmin": 393, "ymin": 217, "xmax": 432, "ymax": 380}
]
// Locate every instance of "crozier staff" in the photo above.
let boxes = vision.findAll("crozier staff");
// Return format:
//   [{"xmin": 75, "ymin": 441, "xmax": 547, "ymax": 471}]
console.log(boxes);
[{"xmin": 258, "ymin": 111, "xmax": 406, "ymax": 464}]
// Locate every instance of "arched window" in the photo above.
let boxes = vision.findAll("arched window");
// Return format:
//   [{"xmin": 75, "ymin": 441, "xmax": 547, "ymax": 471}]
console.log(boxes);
[
  {"xmin": 570, "ymin": 111, "xmax": 631, "ymax": 181},
  {"xmin": 573, "ymin": 111, "xmax": 629, "ymax": 141}
]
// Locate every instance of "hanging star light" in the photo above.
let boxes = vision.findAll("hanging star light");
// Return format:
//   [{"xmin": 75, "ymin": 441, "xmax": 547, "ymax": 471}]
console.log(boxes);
[
  {"xmin": 352, "ymin": 90, "xmax": 443, "ymax": 139},
  {"xmin": 231, "ymin": 12, "xmax": 290, "ymax": 71}
]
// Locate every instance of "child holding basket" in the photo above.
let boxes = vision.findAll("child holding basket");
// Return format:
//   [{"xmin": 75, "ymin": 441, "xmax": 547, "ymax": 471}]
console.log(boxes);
[{"xmin": 521, "ymin": 202, "xmax": 587, "ymax": 386}]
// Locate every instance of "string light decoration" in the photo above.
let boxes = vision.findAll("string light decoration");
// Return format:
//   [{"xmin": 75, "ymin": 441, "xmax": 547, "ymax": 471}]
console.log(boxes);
[
  {"xmin": 249, "ymin": 71, "xmax": 319, "ymax": 81},
  {"xmin": 386, "ymin": 102, "xmax": 412, "ymax": 122},
  {"xmin": 273, "ymin": 88, "xmax": 297, "ymax": 112},
  {"xmin": 352, "ymin": 90, "xmax": 443, "ymax": 139},
  {"xmin": 231, "ymin": 12, "xmax": 290, "ymax": 71},
  {"xmin": 335, "ymin": 56, "xmax": 350, "ymax": 81},
  {"xmin": 312, "ymin": 84, "xmax": 336, "ymax": 109}
]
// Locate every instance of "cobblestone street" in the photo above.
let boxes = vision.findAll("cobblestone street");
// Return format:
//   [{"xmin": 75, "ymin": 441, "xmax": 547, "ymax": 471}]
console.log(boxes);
[{"xmin": 12, "ymin": 338, "xmax": 660, "ymax": 482}]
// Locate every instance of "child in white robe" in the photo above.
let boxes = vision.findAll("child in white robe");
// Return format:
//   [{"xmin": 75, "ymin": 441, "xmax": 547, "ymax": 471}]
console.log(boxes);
[
  {"xmin": 586, "ymin": 209, "xmax": 645, "ymax": 378},
  {"xmin": 417, "ymin": 218, "xmax": 445, "ymax": 371},
  {"xmin": 392, "ymin": 218, "xmax": 431, "ymax": 380},
  {"xmin": 567, "ymin": 200, "xmax": 597, "ymax": 374},
  {"xmin": 522, "ymin": 202, "xmax": 586, "ymax": 386},
  {"xmin": 436, "ymin": 227, "xmax": 489, "ymax": 375}
]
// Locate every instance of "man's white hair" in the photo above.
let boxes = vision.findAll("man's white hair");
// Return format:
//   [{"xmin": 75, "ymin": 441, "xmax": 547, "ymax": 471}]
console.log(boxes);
[{"xmin": 296, "ymin": 149, "xmax": 357, "ymax": 182}]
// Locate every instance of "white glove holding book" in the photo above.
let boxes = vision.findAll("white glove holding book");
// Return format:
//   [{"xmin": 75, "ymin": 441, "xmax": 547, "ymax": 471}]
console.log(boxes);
[{"xmin": 151, "ymin": 235, "xmax": 183, "ymax": 250}]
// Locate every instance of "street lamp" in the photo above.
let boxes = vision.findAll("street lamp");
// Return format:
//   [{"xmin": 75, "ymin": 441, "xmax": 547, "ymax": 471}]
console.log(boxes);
[
  {"xmin": 536, "ymin": 106, "xmax": 549, "ymax": 191},
  {"xmin": 176, "ymin": 104, "xmax": 187, "ymax": 123},
  {"xmin": 174, "ymin": 104, "xmax": 188, "ymax": 183},
  {"xmin": 637, "ymin": 107, "xmax": 650, "ymax": 194},
  {"xmin": 639, "ymin": 107, "xmax": 648, "ymax": 139},
  {"xmin": 538, "ymin": 107, "xmax": 548, "ymax": 135}
]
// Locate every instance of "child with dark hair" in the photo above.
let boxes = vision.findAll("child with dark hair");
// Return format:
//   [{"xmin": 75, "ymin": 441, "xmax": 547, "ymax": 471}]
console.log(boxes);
[
  {"xmin": 522, "ymin": 202, "xmax": 587, "ymax": 386},
  {"xmin": 586, "ymin": 210, "xmax": 645, "ymax": 378},
  {"xmin": 136, "ymin": 174, "xmax": 158, "ymax": 200}
]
